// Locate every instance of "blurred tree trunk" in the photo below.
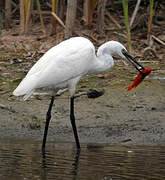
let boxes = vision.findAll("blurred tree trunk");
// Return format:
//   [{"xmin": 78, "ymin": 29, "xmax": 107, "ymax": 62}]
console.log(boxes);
[
  {"xmin": 56, "ymin": 0, "xmax": 65, "ymax": 21},
  {"xmin": 83, "ymin": 0, "xmax": 97, "ymax": 26},
  {"xmin": 147, "ymin": 0, "xmax": 154, "ymax": 45},
  {"xmin": 88, "ymin": 0, "xmax": 97, "ymax": 26},
  {"xmin": 52, "ymin": 0, "xmax": 66, "ymax": 34},
  {"xmin": 0, "ymin": 0, "xmax": 4, "ymax": 32},
  {"xmin": 65, "ymin": 0, "xmax": 77, "ymax": 38},
  {"xmin": 25, "ymin": 0, "xmax": 32, "ymax": 33},
  {"xmin": 51, "ymin": 0, "xmax": 56, "ymax": 34},
  {"xmin": 0, "ymin": 0, "xmax": 4, "ymax": 9},
  {"xmin": 5, "ymin": 0, "xmax": 12, "ymax": 29},
  {"xmin": 20, "ymin": 0, "xmax": 25, "ymax": 34},
  {"xmin": 96, "ymin": 0, "xmax": 107, "ymax": 33},
  {"xmin": 83, "ymin": 0, "xmax": 89, "ymax": 25}
]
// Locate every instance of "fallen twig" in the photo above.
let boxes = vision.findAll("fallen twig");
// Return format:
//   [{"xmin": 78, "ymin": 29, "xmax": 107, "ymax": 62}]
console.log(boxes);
[
  {"xmin": 151, "ymin": 35, "xmax": 165, "ymax": 46},
  {"xmin": 51, "ymin": 12, "xmax": 66, "ymax": 29},
  {"xmin": 56, "ymin": 88, "xmax": 68, "ymax": 96},
  {"xmin": 74, "ymin": 92, "xmax": 87, "ymax": 98},
  {"xmin": 138, "ymin": 61, "xmax": 159, "ymax": 63},
  {"xmin": 0, "ymin": 90, "xmax": 11, "ymax": 95},
  {"xmin": 0, "ymin": 103, "xmax": 16, "ymax": 113},
  {"xmin": 142, "ymin": 46, "xmax": 157, "ymax": 58},
  {"xmin": 106, "ymin": 11, "xmax": 121, "ymax": 29},
  {"xmin": 0, "ymin": 103, "xmax": 6, "ymax": 109},
  {"xmin": 105, "ymin": 27, "xmax": 125, "ymax": 31},
  {"xmin": 130, "ymin": 0, "xmax": 141, "ymax": 28}
]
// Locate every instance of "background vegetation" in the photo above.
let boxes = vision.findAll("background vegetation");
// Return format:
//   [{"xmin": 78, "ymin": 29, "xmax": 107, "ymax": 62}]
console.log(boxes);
[{"xmin": 0, "ymin": 0, "xmax": 164, "ymax": 54}]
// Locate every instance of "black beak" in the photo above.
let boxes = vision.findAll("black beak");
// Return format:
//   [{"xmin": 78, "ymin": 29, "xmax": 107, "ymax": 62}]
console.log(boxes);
[{"xmin": 123, "ymin": 51, "xmax": 145, "ymax": 74}]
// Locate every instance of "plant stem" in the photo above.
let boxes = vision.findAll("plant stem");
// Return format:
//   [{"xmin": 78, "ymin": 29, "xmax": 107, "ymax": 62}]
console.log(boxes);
[
  {"xmin": 51, "ymin": 0, "xmax": 56, "ymax": 34},
  {"xmin": 147, "ymin": 0, "xmax": 154, "ymax": 45},
  {"xmin": 122, "ymin": 0, "xmax": 132, "ymax": 52},
  {"xmin": 37, "ymin": 0, "xmax": 46, "ymax": 34}
]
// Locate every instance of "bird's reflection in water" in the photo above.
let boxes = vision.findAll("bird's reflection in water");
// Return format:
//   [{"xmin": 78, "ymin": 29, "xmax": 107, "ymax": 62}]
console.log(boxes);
[
  {"xmin": 71, "ymin": 149, "xmax": 81, "ymax": 180},
  {"xmin": 41, "ymin": 147, "xmax": 81, "ymax": 180}
]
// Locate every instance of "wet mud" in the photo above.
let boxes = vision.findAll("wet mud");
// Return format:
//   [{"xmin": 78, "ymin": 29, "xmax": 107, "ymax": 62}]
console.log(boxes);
[
  {"xmin": 0, "ymin": 35, "xmax": 165, "ymax": 146},
  {"xmin": 0, "ymin": 65, "xmax": 165, "ymax": 145}
]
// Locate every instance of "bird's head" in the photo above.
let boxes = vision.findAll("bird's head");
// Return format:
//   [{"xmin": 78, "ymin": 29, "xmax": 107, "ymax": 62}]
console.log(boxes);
[
  {"xmin": 97, "ymin": 41, "xmax": 145, "ymax": 73},
  {"xmin": 109, "ymin": 41, "xmax": 145, "ymax": 73},
  {"xmin": 97, "ymin": 41, "xmax": 127, "ymax": 59},
  {"xmin": 96, "ymin": 40, "xmax": 152, "ymax": 91}
]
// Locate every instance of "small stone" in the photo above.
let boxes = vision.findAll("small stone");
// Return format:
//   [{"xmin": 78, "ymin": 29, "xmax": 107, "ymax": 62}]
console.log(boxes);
[
  {"xmin": 151, "ymin": 107, "xmax": 156, "ymax": 110},
  {"xmin": 141, "ymin": 128, "xmax": 148, "ymax": 131},
  {"xmin": 29, "ymin": 123, "xmax": 41, "ymax": 130}
]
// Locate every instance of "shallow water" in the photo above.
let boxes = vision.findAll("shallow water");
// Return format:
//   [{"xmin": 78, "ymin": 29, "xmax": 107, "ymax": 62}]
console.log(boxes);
[
  {"xmin": 0, "ymin": 140, "xmax": 165, "ymax": 180},
  {"xmin": 151, "ymin": 76, "xmax": 165, "ymax": 81}
]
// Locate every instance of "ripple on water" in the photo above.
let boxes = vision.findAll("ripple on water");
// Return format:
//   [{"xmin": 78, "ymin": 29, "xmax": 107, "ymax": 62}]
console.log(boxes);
[{"xmin": 0, "ymin": 140, "xmax": 165, "ymax": 180}]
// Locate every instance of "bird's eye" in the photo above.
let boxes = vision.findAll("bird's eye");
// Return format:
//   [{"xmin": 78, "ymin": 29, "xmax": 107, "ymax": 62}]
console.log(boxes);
[{"xmin": 122, "ymin": 49, "xmax": 126, "ymax": 54}]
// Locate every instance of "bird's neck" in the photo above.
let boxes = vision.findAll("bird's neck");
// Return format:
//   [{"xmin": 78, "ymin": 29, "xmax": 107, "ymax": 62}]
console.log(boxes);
[{"xmin": 89, "ymin": 49, "xmax": 114, "ymax": 74}]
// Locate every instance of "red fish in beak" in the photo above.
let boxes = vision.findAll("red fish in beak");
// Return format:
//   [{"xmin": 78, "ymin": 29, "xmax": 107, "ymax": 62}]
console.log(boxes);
[
  {"xmin": 127, "ymin": 68, "xmax": 152, "ymax": 91},
  {"xmin": 121, "ymin": 50, "xmax": 152, "ymax": 91}
]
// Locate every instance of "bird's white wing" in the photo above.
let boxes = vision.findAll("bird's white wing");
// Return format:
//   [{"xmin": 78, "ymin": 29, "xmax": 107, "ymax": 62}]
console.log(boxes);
[
  {"xmin": 13, "ymin": 37, "xmax": 95, "ymax": 97},
  {"xmin": 36, "ymin": 43, "xmax": 95, "ymax": 88},
  {"xmin": 26, "ymin": 37, "xmax": 94, "ymax": 77}
]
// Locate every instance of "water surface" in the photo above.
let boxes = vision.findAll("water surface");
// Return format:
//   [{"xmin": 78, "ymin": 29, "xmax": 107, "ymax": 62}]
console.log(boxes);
[{"xmin": 0, "ymin": 140, "xmax": 165, "ymax": 180}]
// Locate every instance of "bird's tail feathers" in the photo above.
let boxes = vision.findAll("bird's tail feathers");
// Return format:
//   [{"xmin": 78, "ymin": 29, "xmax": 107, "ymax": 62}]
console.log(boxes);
[
  {"xmin": 13, "ymin": 75, "xmax": 37, "ymax": 100},
  {"xmin": 23, "ymin": 91, "xmax": 34, "ymax": 101}
]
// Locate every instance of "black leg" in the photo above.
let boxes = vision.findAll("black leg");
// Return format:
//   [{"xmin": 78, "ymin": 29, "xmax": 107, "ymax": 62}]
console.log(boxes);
[
  {"xmin": 42, "ymin": 96, "xmax": 55, "ymax": 152},
  {"xmin": 70, "ymin": 96, "xmax": 81, "ymax": 149}
]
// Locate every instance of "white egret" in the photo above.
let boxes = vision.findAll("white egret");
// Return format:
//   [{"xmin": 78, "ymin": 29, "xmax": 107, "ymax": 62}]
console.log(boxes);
[{"xmin": 13, "ymin": 37, "xmax": 144, "ymax": 150}]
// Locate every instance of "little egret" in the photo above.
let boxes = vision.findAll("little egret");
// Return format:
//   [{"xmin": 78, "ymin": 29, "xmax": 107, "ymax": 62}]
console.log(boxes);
[{"xmin": 13, "ymin": 37, "xmax": 144, "ymax": 150}]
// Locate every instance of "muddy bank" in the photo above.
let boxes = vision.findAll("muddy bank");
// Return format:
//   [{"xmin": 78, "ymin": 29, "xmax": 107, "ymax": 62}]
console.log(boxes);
[
  {"xmin": 0, "ymin": 72, "xmax": 165, "ymax": 146},
  {"xmin": 0, "ymin": 32, "xmax": 165, "ymax": 146}
]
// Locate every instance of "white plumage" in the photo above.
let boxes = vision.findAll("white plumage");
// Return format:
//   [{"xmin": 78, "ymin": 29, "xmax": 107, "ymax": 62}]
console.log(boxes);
[
  {"xmin": 13, "ymin": 37, "xmax": 143, "ymax": 150},
  {"xmin": 13, "ymin": 37, "xmax": 127, "ymax": 100}
]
